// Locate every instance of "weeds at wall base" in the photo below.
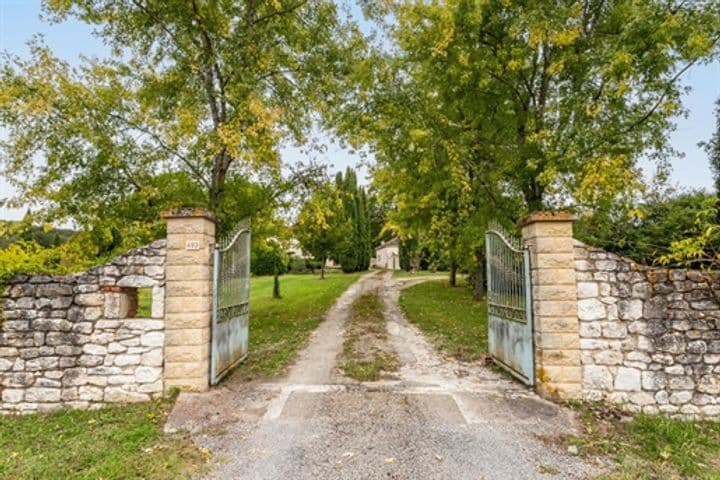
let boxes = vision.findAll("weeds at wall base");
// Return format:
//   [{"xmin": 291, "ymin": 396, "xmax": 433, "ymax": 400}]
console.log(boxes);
[{"xmin": 560, "ymin": 401, "xmax": 720, "ymax": 479}]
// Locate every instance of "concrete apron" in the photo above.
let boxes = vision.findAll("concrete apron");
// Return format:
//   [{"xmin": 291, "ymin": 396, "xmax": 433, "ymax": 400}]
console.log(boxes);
[{"xmin": 166, "ymin": 271, "xmax": 597, "ymax": 480}]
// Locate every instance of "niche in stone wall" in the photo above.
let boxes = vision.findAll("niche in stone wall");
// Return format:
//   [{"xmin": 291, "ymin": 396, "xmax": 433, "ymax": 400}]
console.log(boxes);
[
  {"xmin": 102, "ymin": 286, "xmax": 139, "ymax": 318},
  {"xmin": 100, "ymin": 277, "xmax": 164, "ymax": 319},
  {"xmin": 101, "ymin": 285, "xmax": 163, "ymax": 319}
]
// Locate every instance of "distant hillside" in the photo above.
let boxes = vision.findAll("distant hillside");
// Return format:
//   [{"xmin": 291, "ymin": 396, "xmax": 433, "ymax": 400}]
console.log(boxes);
[{"xmin": 0, "ymin": 221, "xmax": 76, "ymax": 249}]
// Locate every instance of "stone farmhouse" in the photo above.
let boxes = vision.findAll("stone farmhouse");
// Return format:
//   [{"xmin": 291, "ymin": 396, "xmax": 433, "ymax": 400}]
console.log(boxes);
[{"xmin": 374, "ymin": 238, "xmax": 400, "ymax": 270}]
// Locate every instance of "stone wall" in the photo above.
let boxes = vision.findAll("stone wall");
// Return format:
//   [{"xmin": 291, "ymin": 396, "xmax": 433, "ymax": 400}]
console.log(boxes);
[
  {"xmin": 0, "ymin": 240, "xmax": 166, "ymax": 413},
  {"xmin": 575, "ymin": 241, "xmax": 720, "ymax": 419}
]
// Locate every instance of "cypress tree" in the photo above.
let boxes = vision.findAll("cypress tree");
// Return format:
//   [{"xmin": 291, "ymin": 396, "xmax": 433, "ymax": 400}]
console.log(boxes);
[
  {"xmin": 350, "ymin": 194, "xmax": 362, "ymax": 272},
  {"xmin": 336, "ymin": 168, "xmax": 354, "ymax": 272},
  {"xmin": 359, "ymin": 188, "xmax": 372, "ymax": 270},
  {"xmin": 334, "ymin": 168, "xmax": 371, "ymax": 272}
]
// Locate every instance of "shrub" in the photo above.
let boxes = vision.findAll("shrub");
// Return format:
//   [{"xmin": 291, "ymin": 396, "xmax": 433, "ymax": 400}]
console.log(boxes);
[
  {"xmin": 658, "ymin": 195, "xmax": 720, "ymax": 268},
  {"xmin": 0, "ymin": 236, "xmax": 102, "ymax": 285},
  {"xmin": 287, "ymin": 256, "xmax": 305, "ymax": 273},
  {"xmin": 575, "ymin": 191, "xmax": 719, "ymax": 267},
  {"xmin": 305, "ymin": 258, "xmax": 321, "ymax": 272}
]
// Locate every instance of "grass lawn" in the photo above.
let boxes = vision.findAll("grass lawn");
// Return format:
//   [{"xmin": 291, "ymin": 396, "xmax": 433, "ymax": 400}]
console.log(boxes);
[
  {"xmin": 229, "ymin": 272, "xmax": 364, "ymax": 382},
  {"xmin": 567, "ymin": 404, "xmax": 720, "ymax": 479},
  {"xmin": 399, "ymin": 280, "xmax": 488, "ymax": 361},
  {"xmin": 0, "ymin": 398, "xmax": 207, "ymax": 480},
  {"xmin": 136, "ymin": 287, "xmax": 152, "ymax": 317}
]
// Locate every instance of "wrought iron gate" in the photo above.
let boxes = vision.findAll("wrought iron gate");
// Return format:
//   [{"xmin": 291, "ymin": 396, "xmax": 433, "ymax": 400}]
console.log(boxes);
[
  {"xmin": 211, "ymin": 219, "xmax": 251, "ymax": 385},
  {"xmin": 485, "ymin": 223, "xmax": 534, "ymax": 385}
]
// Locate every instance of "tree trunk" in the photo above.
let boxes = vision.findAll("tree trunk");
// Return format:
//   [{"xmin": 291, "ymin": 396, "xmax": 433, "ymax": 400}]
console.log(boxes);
[
  {"xmin": 273, "ymin": 269, "xmax": 281, "ymax": 299},
  {"xmin": 449, "ymin": 260, "xmax": 457, "ymax": 287},
  {"xmin": 320, "ymin": 255, "xmax": 326, "ymax": 280},
  {"xmin": 209, "ymin": 150, "xmax": 232, "ymax": 211},
  {"xmin": 474, "ymin": 248, "xmax": 485, "ymax": 301},
  {"xmin": 523, "ymin": 178, "xmax": 545, "ymax": 212},
  {"xmin": 411, "ymin": 252, "xmax": 420, "ymax": 273}
]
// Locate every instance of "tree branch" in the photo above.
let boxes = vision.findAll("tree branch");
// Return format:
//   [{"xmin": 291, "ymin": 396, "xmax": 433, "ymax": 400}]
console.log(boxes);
[{"xmin": 252, "ymin": 1, "xmax": 308, "ymax": 26}]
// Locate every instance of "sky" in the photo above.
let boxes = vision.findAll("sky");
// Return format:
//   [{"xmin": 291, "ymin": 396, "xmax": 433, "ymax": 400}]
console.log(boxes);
[{"xmin": 0, "ymin": 1, "xmax": 719, "ymax": 221}]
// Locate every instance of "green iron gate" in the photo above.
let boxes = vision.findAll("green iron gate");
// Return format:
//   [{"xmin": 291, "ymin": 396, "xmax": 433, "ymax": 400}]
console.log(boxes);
[
  {"xmin": 211, "ymin": 219, "xmax": 251, "ymax": 385},
  {"xmin": 485, "ymin": 223, "xmax": 534, "ymax": 385}
]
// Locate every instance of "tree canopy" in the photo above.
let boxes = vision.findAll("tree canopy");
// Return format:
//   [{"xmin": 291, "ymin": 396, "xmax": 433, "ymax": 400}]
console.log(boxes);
[
  {"xmin": 336, "ymin": 0, "xmax": 720, "ymax": 208},
  {"xmin": 294, "ymin": 184, "xmax": 351, "ymax": 278},
  {"xmin": 0, "ymin": 0, "xmax": 360, "ymax": 236},
  {"xmin": 327, "ymin": 0, "xmax": 720, "ymax": 278},
  {"xmin": 3, "ymin": 0, "xmax": 720, "ymax": 279}
]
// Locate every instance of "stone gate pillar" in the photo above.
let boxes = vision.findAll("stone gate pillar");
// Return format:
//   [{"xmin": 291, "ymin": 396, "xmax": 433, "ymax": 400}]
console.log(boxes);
[
  {"xmin": 520, "ymin": 212, "xmax": 581, "ymax": 400},
  {"xmin": 161, "ymin": 208, "xmax": 216, "ymax": 392}
]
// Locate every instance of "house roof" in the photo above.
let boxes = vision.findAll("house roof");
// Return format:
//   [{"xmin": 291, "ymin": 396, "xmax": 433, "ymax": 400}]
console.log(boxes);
[{"xmin": 376, "ymin": 237, "xmax": 399, "ymax": 250}]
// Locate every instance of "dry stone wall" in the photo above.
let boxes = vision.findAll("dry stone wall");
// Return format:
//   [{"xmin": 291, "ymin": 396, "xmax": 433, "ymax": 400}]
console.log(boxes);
[
  {"xmin": 574, "ymin": 241, "xmax": 720, "ymax": 419},
  {"xmin": 0, "ymin": 240, "xmax": 166, "ymax": 413}
]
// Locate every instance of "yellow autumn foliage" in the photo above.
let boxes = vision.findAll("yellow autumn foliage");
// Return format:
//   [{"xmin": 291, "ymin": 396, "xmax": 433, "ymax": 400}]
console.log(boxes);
[{"xmin": 576, "ymin": 155, "xmax": 644, "ymax": 206}]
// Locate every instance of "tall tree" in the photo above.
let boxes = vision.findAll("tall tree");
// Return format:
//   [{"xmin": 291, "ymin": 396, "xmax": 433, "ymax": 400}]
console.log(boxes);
[
  {"xmin": 294, "ymin": 185, "xmax": 350, "ymax": 279},
  {"xmin": 325, "ymin": 0, "xmax": 720, "ymax": 294},
  {"xmin": 335, "ymin": 0, "xmax": 720, "ymax": 213},
  {"xmin": 358, "ymin": 188, "xmax": 372, "ymax": 270},
  {"xmin": 0, "ymin": 1, "xmax": 359, "ymax": 233},
  {"xmin": 334, "ymin": 167, "xmax": 372, "ymax": 272}
]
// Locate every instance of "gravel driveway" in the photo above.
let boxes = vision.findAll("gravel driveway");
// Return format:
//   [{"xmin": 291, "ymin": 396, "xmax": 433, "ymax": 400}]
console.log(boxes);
[{"xmin": 166, "ymin": 272, "xmax": 597, "ymax": 479}]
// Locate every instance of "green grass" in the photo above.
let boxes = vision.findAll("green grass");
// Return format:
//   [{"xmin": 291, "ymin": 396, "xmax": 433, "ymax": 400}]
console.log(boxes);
[
  {"xmin": 568, "ymin": 404, "xmax": 720, "ymax": 479},
  {"xmin": 229, "ymin": 272, "xmax": 363, "ymax": 382},
  {"xmin": 399, "ymin": 280, "xmax": 488, "ymax": 361},
  {"xmin": 342, "ymin": 352, "xmax": 399, "ymax": 381},
  {"xmin": 340, "ymin": 292, "xmax": 399, "ymax": 381},
  {"xmin": 0, "ymin": 398, "xmax": 207, "ymax": 480}
]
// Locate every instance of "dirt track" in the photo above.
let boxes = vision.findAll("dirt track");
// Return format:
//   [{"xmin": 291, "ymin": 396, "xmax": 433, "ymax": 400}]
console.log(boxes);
[{"xmin": 166, "ymin": 272, "xmax": 597, "ymax": 479}]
